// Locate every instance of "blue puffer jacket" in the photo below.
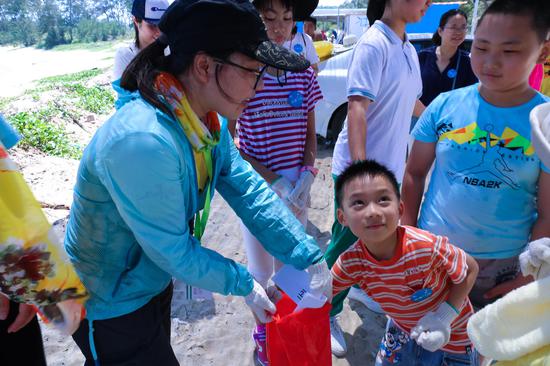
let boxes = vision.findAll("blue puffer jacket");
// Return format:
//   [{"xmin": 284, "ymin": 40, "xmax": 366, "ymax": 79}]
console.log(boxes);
[{"xmin": 65, "ymin": 83, "xmax": 323, "ymax": 321}]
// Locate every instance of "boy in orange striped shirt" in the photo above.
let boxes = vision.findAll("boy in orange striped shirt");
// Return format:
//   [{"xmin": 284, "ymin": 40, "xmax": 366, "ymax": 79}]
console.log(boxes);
[{"xmin": 331, "ymin": 160, "xmax": 480, "ymax": 365}]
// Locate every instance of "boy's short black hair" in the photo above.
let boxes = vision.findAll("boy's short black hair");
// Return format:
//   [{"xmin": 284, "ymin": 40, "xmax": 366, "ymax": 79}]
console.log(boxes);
[
  {"xmin": 335, "ymin": 160, "xmax": 400, "ymax": 207},
  {"xmin": 477, "ymin": 0, "xmax": 550, "ymax": 42}
]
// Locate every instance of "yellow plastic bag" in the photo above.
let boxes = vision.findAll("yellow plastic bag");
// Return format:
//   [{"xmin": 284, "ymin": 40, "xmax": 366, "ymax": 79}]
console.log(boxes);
[
  {"xmin": 0, "ymin": 141, "xmax": 87, "ymax": 334},
  {"xmin": 314, "ymin": 41, "xmax": 334, "ymax": 62}
]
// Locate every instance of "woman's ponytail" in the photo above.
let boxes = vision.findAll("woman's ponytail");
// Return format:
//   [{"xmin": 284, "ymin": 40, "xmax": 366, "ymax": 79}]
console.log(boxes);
[
  {"xmin": 367, "ymin": 0, "xmax": 388, "ymax": 26},
  {"xmin": 120, "ymin": 40, "xmax": 172, "ymax": 113}
]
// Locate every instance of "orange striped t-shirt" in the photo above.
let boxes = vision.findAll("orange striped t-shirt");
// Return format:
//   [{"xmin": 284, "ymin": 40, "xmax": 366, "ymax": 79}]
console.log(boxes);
[{"xmin": 332, "ymin": 225, "xmax": 474, "ymax": 354}]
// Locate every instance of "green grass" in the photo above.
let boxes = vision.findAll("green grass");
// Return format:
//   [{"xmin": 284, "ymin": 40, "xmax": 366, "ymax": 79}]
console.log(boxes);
[
  {"xmin": 36, "ymin": 68, "xmax": 104, "ymax": 88},
  {"xmin": 8, "ymin": 107, "xmax": 82, "ymax": 159},
  {"xmin": 50, "ymin": 39, "xmax": 124, "ymax": 52},
  {"xmin": 3, "ymin": 67, "xmax": 116, "ymax": 158},
  {"xmin": 33, "ymin": 68, "xmax": 115, "ymax": 114}
]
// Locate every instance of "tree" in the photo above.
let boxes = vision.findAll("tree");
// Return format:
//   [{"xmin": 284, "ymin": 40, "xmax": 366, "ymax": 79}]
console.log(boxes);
[{"xmin": 39, "ymin": 0, "xmax": 64, "ymax": 48}]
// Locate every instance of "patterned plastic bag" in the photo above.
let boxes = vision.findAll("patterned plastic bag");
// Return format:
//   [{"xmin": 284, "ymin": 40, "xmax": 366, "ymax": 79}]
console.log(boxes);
[{"xmin": 0, "ymin": 141, "xmax": 87, "ymax": 334}]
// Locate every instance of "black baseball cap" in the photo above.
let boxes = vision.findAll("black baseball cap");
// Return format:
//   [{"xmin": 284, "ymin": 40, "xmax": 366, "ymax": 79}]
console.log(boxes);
[
  {"xmin": 158, "ymin": 0, "xmax": 310, "ymax": 72},
  {"xmin": 132, "ymin": 0, "xmax": 169, "ymax": 24}
]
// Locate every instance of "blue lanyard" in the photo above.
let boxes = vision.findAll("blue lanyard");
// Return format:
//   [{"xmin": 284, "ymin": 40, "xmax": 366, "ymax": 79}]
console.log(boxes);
[{"xmin": 451, "ymin": 51, "xmax": 462, "ymax": 90}]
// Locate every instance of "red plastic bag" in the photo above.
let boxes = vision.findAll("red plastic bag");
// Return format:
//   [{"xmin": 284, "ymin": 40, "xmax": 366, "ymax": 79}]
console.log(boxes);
[{"xmin": 266, "ymin": 292, "xmax": 332, "ymax": 366}]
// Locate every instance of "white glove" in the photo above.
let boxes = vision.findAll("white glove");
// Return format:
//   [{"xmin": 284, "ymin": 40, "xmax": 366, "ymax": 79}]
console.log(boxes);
[
  {"xmin": 245, "ymin": 280, "xmax": 277, "ymax": 323},
  {"xmin": 306, "ymin": 259, "xmax": 333, "ymax": 301},
  {"xmin": 519, "ymin": 238, "xmax": 550, "ymax": 280},
  {"xmin": 270, "ymin": 176, "xmax": 294, "ymax": 199},
  {"xmin": 288, "ymin": 170, "xmax": 315, "ymax": 210},
  {"xmin": 410, "ymin": 302, "xmax": 459, "ymax": 352}
]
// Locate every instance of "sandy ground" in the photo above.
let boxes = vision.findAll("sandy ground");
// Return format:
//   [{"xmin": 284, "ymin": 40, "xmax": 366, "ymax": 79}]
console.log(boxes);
[
  {"xmin": 3, "ymin": 45, "xmax": 387, "ymax": 365},
  {"xmin": 0, "ymin": 45, "xmax": 116, "ymax": 98}
]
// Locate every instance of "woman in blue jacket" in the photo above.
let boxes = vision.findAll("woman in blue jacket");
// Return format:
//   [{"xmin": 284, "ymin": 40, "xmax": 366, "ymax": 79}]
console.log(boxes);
[{"xmin": 65, "ymin": 0, "xmax": 331, "ymax": 364}]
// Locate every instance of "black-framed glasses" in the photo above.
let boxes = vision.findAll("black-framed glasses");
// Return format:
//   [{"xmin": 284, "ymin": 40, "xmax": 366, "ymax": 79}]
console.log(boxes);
[{"xmin": 214, "ymin": 58, "xmax": 268, "ymax": 90}]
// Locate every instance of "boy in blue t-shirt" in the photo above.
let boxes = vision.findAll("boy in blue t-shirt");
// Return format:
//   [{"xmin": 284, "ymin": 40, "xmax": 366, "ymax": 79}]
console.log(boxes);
[{"xmin": 402, "ymin": 0, "xmax": 550, "ymax": 308}]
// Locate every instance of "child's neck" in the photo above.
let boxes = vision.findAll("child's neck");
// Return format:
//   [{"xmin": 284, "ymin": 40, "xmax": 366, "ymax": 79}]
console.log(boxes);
[
  {"xmin": 362, "ymin": 231, "xmax": 399, "ymax": 261},
  {"xmin": 478, "ymin": 83, "xmax": 536, "ymax": 107},
  {"xmin": 380, "ymin": 17, "xmax": 407, "ymax": 41}
]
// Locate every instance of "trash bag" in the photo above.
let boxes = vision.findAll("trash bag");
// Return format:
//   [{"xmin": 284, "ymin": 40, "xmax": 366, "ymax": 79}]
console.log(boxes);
[
  {"xmin": 0, "ymin": 141, "xmax": 87, "ymax": 334},
  {"xmin": 266, "ymin": 292, "xmax": 331, "ymax": 366}
]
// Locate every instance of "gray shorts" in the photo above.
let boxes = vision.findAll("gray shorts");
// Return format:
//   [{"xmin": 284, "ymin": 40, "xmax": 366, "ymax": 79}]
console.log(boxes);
[{"xmin": 469, "ymin": 257, "xmax": 519, "ymax": 309}]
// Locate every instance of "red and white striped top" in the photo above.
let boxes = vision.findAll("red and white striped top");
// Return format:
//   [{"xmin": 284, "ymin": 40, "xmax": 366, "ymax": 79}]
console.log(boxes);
[
  {"xmin": 237, "ymin": 67, "xmax": 322, "ymax": 172},
  {"xmin": 332, "ymin": 225, "xmax": 474, "ymax": 354}
]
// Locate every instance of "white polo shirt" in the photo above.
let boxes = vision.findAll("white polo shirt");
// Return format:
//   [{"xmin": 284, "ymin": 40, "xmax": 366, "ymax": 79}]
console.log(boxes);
[
  {"xmin": 284, "ymin": 32, "xmax": 320, "ymax": 66},
  {"xmin": 332, "ymin": 20, "xmax": 422, "ymax": 182},
  {"xmin": 112, "ymin": 43, "xmax": 139, "ymax": 81}
]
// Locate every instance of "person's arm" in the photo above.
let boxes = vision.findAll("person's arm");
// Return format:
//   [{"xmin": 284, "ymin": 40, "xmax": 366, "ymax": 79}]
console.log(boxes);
[
  {"xmin": 303, "ymin": 111, "xmax": 317, "ymax": 167},
  {"xmin": 216, "ymin": 128, "xmax": 323, "ymax": 269},
  {"xmin": 311, "ymin": 63, "xmax": 319, "ymax": 75},
  {"xmin": 484, "ymin": 170, "xmax": 550, "ymax": 299},
  {"xmin": 98, "ymin": 132, "xmax": 254, "ymax": 296},
  {"xmin": 345, "ymin": 42, "xmax": 384, "ymax": 161},
  {"xmin": 347, "ymin": 96, "xmax": 371, "ymax": 161},
  {"xmin": 331, "ymin": 254, "xmax": 359, "ymax": 297},
  {"xmin": 446, "ymin": 253, "xmax": 479, "ymax": 310},
  {"xmin": 227, "ymin": 119, "xmax": 279, "ymax": 183},
  {"xmin": 413, "ymin": 99, "xmax": 426, "ymax": 118},
  {"xmin": 401, "ymin": 141, "xmax": 436, "ymax": 226},
  {"xmin": 239, "ymin": 150, "xmax": 279, "ymax": 184}
]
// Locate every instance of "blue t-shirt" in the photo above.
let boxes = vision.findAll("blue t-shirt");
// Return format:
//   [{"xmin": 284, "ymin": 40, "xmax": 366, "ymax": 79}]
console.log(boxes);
[
  {"xmin": 0, "ymin": 114, "xmax": 20, "ymax": 149},
  {"xmin": 413, "ymin": 84, "xmax": 549, "ymax": 259}
]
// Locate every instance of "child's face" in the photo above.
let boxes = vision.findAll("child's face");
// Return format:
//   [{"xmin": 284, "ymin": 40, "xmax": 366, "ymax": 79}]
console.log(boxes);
[
  {"xmin": 471, "ymin": 14, "xmax": 550, "ymax": 94},
  {"xmin": 337, "ymin": 175, "xmax": 403, "ymax": 249},
  {"xmin": 393, "ymin": 0, "xmax": 432, "ymax": 24},
  {"xmin": 134, "ymin": 18, "xmax": 160, "ymax": 49},
  {"xmin": 259, "ymin": 0, "xmax": 294, "ymax": 45}
]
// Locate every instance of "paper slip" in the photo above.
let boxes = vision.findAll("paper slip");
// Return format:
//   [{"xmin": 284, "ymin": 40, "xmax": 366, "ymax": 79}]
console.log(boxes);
[{"xmin": 272, "ymin": 265, "xmax": 327, "ymax": 311}]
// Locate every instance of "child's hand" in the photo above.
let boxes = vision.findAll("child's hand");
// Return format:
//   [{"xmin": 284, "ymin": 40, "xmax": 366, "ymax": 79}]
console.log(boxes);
[
  {"xmin": 306, "ymin": 259, "xmax": 332, "ymax": 302},
  {"xmin": 410, "ymin": 302, "xmax": 458, "ymax": 352},
  {"xmin": 0, "ymin": 294, "xmax": 38, "ymax": 333},
  {"xmin": 288, "ymin": 170, "xmax": 315, "ymax": 210}
]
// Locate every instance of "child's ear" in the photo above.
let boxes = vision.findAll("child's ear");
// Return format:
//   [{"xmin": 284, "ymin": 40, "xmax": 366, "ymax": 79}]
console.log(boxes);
[
  {"xmin": 337, "ymin": 208, "xmax": 347, "ymax": 227},
  {"xmin": 398, "ymin": 200, "xmax": 404, "ymax": 218},
  {"xmin": 536, "ymin": 40, "xmax": 550, "ymax": 64}
]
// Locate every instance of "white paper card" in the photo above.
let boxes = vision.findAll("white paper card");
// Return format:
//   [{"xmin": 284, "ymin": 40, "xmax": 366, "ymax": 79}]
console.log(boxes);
[{"xmin": 272, "ymin": 265, "xmax": 327, "ymax": 311}]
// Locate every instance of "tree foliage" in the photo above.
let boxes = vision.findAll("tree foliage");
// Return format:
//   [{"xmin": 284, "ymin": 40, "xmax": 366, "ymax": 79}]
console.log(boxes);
[{"xmin": 0, "ymin": 0, "xmax": 132, "ymax": 48}]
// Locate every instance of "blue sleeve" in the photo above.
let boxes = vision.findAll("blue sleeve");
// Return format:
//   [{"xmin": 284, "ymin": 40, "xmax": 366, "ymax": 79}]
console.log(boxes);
[
  {"xmin": 0, "ymin": 114, "xmax": 20, "ymax": 149},
  {"xmin": 215, "ymin": 128, "xmax": 323, "ymax": 269},
  {"xmin": 412, "ymin": 94, "xmax": 444, "ymax": 143},
  {"xmin": 96, "ymin": 132, "xmax": 254, "ymax": 296}
]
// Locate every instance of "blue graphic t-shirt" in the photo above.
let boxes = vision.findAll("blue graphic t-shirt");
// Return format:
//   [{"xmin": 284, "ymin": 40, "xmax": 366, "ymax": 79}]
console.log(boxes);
[
  {"xmin": 0, "ymin": 114, "xmax": 20, "ymax": 149},
  {"xmin": 413, "ymin": 84, "xmax": 549, "ymax": 259}
]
